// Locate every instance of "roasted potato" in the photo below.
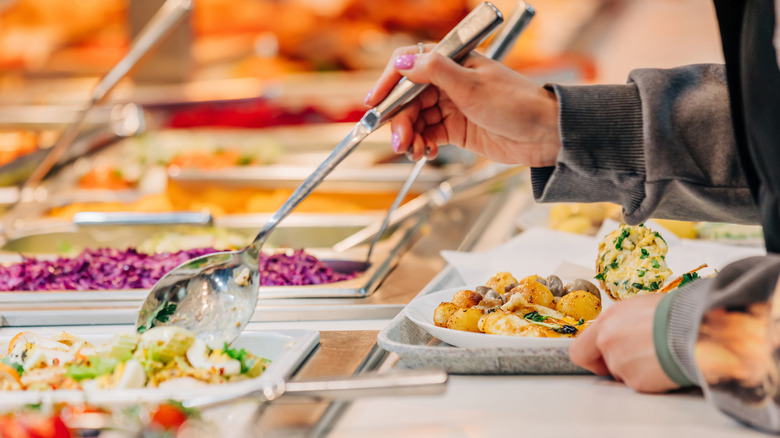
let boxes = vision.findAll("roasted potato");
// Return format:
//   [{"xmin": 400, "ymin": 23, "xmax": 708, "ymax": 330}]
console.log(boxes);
[
  {"xmin": 555, "ymin": 290, "xmax": 602, "ymax": 321},
  {"xmin": 450, "ymin": 289, "xmax": 483, "ymax": 309},
  {"xmin": 433, "ymin": 302, "xmax": 460, "ymax": 327},
  {"xmin": 506, "ymin": 281, "xmax": 555, "ymax": 308},
  {"xmin": 518, "ymin": 274, "xmax": 540, "ymax": 285},
  {"xmin": 446, "ymin": 308, "xmax": 483, "ymax": 332},
  {"xmin": 485, "ymin": 272, "xmax": 518, "ymax": 294}
]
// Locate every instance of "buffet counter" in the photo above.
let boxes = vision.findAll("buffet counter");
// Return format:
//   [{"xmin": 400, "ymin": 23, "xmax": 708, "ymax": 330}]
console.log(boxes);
[{"xmin": 0, "ymin": 172, "xmax": 768, "ymax": 437}]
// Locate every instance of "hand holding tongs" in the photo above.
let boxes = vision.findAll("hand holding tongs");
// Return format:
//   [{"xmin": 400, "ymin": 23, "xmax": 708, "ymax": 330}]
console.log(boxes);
[
  {"xmin": 363, "ymin": 1, "xmax": 535, "ymax": 262},
  {"xmin": 248, "ymin": 2, "xmax": 506, "ymax": 251}
]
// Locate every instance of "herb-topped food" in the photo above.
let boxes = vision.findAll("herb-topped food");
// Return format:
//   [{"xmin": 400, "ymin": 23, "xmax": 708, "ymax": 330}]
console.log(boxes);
[
  {"xmin": 596, "ymin": 223, "xmax": 673, "ymax": 300},
  {"xmin": 433, "ymin": 272, "xmax": 602, "ymax": 338},
  {"xmin": 0, "ymin": 327, "xmax": 269, "ymax": 391},
  {"xmin": 595, "ymin": 223, "xmax": 708, "ymax": 300}
]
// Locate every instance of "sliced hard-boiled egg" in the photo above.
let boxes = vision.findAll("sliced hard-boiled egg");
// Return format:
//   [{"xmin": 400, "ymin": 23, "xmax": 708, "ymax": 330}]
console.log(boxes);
[
  {"xmin": 115, "ymin": 359, "xmax": 147, "ymax": 389},
  {"xmin": 186, "ymin": 338, "xmax": 241, "ymax": 376},
  {"xmin": 22, "ymin": 347, "xmax": 77, "ymax": 371}
]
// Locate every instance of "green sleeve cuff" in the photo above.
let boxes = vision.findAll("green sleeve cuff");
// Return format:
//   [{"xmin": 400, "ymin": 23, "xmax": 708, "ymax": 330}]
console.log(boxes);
[{"xmin": 653, "ymin": 290, "xmax": 696, "ymax": 387}]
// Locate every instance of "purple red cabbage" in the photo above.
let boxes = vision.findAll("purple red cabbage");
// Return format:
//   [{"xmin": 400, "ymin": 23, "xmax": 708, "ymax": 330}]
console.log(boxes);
[
  {"xmin": 0, "ymin": 248, "xmax": 357, "ymax": 291},
  {"xmin": 257, "ymin": 249, "xmax": 358, "ymax": 286}
]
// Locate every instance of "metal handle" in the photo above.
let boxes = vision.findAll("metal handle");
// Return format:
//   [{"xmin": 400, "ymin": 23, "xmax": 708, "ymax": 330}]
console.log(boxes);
[
  {"xmin": 333, "ymin": 163, "xmax": 523, "ymax": 252},
  {"xmin": 20, "ymin": 0, "xmax": 192, "ymax": 195},
  {"xmin": 484, "ymin": 1, "xmax": 535, "ymax": 61},
  {"xmin": 365, "ymin": 157, "xmax": 427, "ymax": 263},
  {"xmin": 361, "ymin": 2, "xmax": 503, "ymax": 132},
  {"xmin": 73, "ymin": 211, "xmax": 213, "ymax": 226},
  {"xmin": 183, "ymin": 369, "xmax": 448, "ymax": 409}
]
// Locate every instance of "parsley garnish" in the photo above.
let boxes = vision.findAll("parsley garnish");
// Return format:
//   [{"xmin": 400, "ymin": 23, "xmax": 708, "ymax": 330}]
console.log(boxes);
[
  {"xmin": 637, "ymin": 269, "xmax": 646, "ymax": 277},
  {"xmin": 678, "ymin": 272, "xmax": 700, "ymax": 288},
  {"xmin": 524, "ymin": 311, "xmax": 547, "ymax": 323},
  {"xmin": 632, "ymin": 281, "xmax": 660, "ymax": 291},
  {"xmin": 594, "ymin": 273, "xmax": 606, "ymax": 281},
  {"xmin": 651, "ymin": 259, "xmax": 660, "ymax": 269},
  {"xmin": 524, "ymin": 312, "xmax": 578, "ymax": 334},
  {"xmin": 137, "ymin": 302, "xmax": 178, "ymax": 333},
  {"xmin": 614, "ymin": 228, "xmax": 631, "ymax": 249},
  {"xmin": 653, "ymin": 231, "xmax": 666, "ymax": 243},
  {"xmin": 553, "ymin": 325, "xmax": 578, "ymax": 335},
  {"xmin": 640, "ymin": 249, "xmax": 649, "ymax": 259},
  {"xmin": 155, "ymin": 302, "xmax": 177, "ymax": 323},
  {"xmin": 609, "ymin": 261, "xmax": 619, "ymax": 270}
]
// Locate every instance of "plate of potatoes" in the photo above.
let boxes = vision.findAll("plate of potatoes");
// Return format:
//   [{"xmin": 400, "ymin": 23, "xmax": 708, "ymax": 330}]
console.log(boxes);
[{"xmin": 405, "ymin": 273, "xmax": 604, "ymax": 350}]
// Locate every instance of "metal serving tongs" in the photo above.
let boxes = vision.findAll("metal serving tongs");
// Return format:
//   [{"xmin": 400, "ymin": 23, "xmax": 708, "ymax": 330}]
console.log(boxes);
[
  {"xmin": 2, "ymin": 0, "xmax": 192, "ymax": 234},
  {"xmin": 137, "ymin": 2, "xmax": 505, "ymax": 347},
  {"xmin": 182, "ymin": 368, "xmax": 448, "ymax": 410},
  {"xmin": 363, "ymin": 1, "xmax": 535, "ymax": 265}
]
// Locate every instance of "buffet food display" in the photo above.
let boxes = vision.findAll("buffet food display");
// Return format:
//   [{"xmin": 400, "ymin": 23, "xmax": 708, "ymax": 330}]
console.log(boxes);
[{"xmin": 0, "ymin": 326, "xmax": 268, "ymax": 391}]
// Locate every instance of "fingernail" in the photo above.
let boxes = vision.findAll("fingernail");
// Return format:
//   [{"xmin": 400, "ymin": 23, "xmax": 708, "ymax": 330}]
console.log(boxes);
[
  {"xmin": 363, "ymin": 90, "xmax": 373, "ymax": 107},
  {"xmin": 394, "ymin": 55, "xmax": 416, "ymax": 70},
  {"xmin": 391, "ymin": 132, "xmax": 401, "ymax": 153},
  {"xmin": 405, "ymin": 149, "xmax": 415, "ymax": 161}
]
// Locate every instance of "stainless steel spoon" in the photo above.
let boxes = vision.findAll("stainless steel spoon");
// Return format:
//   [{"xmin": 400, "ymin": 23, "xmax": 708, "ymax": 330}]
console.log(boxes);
[{"xmin": 137, "ymin": 2, "xmax": 504, "ymax": 347}]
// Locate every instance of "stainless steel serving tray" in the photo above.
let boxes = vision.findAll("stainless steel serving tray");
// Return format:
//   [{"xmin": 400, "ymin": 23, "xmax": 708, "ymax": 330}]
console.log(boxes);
[
  {"xmin": 0, "ymin": 211, "xmax": 416, "ymax": 293},
  {"xmin": 168, "ymin": 164, "xmax": 460, "ymax": 193},
  {"xmin": 1, "ymin": 213, "xmax": 380, "ymax": 254}
]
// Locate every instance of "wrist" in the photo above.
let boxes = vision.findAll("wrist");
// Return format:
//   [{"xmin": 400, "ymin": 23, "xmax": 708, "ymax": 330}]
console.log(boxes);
[{"xmin": 536, "ymin": 87, "xmax": 562, "ymax": 167}]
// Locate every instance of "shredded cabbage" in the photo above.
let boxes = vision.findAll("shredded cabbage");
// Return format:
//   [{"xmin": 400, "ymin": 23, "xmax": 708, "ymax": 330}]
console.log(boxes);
[{"xmin": 0, "ymin": 247, "xmax": 357, "ymax": 291}]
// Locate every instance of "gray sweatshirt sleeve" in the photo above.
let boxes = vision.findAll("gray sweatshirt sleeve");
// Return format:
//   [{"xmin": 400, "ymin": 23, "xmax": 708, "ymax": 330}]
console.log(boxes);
[
  {"xmin": 655, "ymin": 256, "xmax": 780, "ymax": 433},
  {"xmin": 532, "ymin": 64, "xmax": 759, "ymax": 225}
]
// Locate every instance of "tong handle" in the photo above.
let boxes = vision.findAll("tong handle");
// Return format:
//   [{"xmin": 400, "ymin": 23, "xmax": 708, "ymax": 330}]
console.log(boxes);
[
  {"xmin": 361, "ymin": 2, "xmax": 503, "ymax": 131},
  {"xmin": 484, "ymin": 1, "xmax": 535, "ymax": 61}
]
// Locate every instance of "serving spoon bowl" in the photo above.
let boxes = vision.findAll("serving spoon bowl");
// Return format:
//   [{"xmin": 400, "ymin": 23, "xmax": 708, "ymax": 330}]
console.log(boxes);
[{"xmin": 137, "ymin": 2, "xmax": 509, "ymax": 347}]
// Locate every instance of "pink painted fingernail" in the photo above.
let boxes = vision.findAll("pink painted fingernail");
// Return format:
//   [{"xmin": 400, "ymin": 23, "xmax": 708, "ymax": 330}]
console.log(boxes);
[
  {"xmin": 394, "ymin": 55, "xmax": 416, "ymax": 70},
  {"xmin": 391, "ymin": 132, "xmax": 401, "ymax": 153},
  {"xmin": 363, "ymin": 90, "xmax": 373, "ymax": 107}
]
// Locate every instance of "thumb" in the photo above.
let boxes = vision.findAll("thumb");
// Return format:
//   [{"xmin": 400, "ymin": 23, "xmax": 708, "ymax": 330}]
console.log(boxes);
[{"xmin": 395, "ymin": 51, "xmax": 487, "ymax": 98}]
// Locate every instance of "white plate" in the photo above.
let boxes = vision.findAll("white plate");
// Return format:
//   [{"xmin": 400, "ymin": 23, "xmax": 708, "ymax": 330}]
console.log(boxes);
[
  {"xmin": 404, "ymin": 287, "xmax": 574, "ymax": 349},
  {"xmin": 0, "ymin": 329, "xmax": 319, "ymax": 407}
]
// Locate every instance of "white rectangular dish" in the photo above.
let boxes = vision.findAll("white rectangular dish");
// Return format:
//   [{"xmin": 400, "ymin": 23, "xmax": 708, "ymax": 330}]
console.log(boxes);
[{"xmin": 0, "ymin": 328, "xmax": 319, "ymax": 407}]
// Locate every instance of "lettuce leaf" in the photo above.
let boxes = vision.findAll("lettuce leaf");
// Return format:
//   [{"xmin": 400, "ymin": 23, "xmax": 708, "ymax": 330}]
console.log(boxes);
[{"xmin": 66, "ymin": 356, "xmax": 118, "ymax": 381}]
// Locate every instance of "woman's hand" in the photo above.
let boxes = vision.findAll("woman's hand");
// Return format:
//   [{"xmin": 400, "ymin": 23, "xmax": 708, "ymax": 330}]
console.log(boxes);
[
  {"xmin": 364, "ymin": 46, "xmax": 561, "ymax": 166},
  {"xmin": 569, "ymin": 293, "xmax": 680, "ymax": 393}
]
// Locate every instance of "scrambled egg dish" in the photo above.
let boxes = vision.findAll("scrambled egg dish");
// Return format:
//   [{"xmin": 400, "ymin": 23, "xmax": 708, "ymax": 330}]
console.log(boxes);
[{"xmin": 596, "ymin": 223, "xmax": 673, "ymax": 300}]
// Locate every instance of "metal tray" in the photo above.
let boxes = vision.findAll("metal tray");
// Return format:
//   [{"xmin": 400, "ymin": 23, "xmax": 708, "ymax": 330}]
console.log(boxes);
[
  {"xmin": 0, "ymin": 214, "xmax": 423, "ymax": 316},
  {"xmin": 1, "ymin": 214, "xmax": 379, "ymax": 254},
  {"xmin": 377, "ymin": 265, "xmax": 588, "ymax": 375}
]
